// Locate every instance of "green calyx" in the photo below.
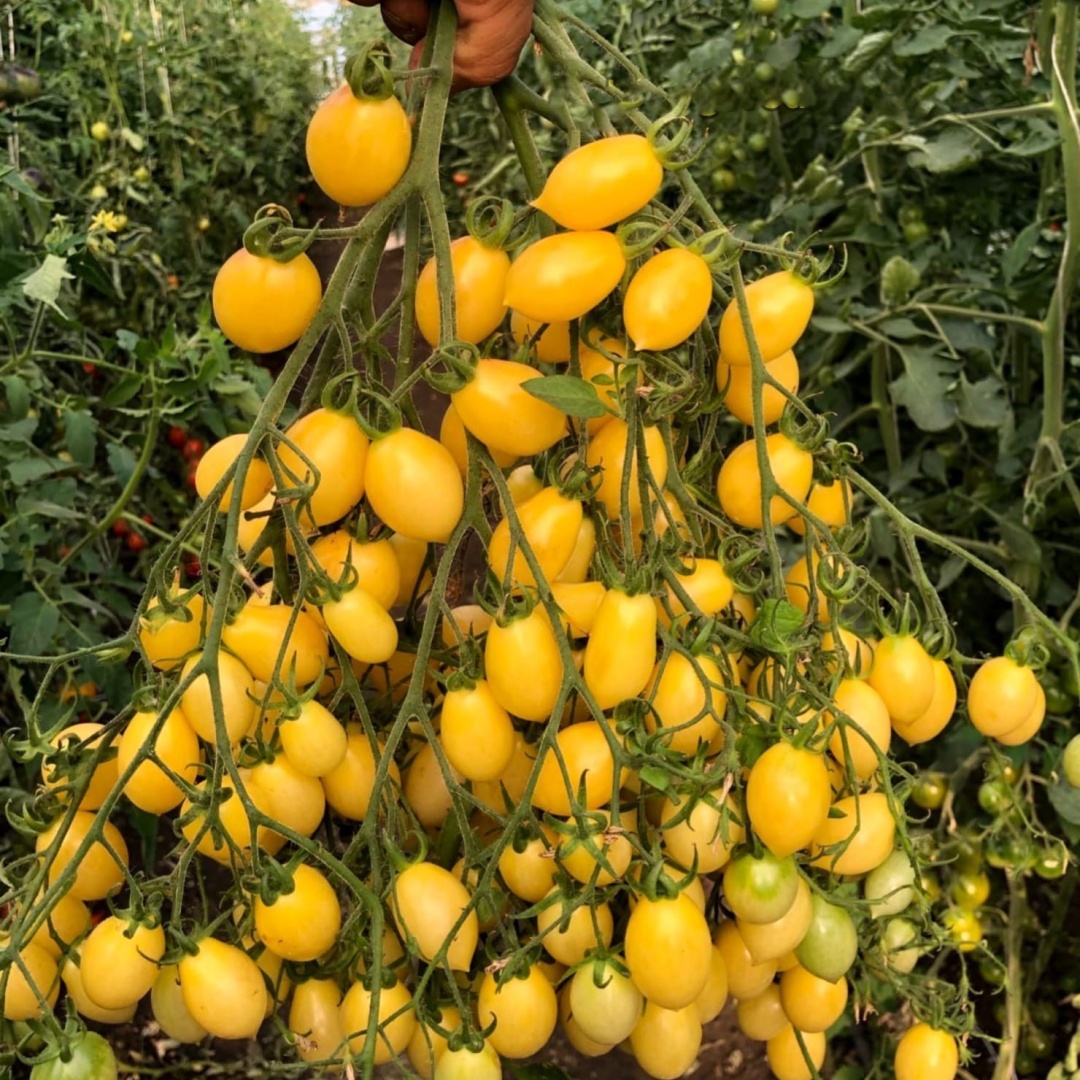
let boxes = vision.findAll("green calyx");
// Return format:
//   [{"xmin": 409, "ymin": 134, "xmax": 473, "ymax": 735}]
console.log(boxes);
[{"xmin": 344, "ymin": 41, "xmax": 395, "ymax": 102}]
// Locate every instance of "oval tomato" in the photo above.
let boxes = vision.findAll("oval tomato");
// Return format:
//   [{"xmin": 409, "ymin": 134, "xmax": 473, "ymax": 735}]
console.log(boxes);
[
  {"xmin": 718, "ymin": 270, "xmax": 814, "ymax": 366},
  {"xmin": 60, "ymin": 946, "xmax": 136, "ymax": 1025},
  {"xmin": 41, "ymin": 722, "xmax": 116, "ymax": 812},
  {"xmin": 713, "ymin": 921, "xmax": 776, "ymax": 1000},
  {"xmin": 277, "ymin": 407, "xmax": 369, "ymax": 530},
  {"xmin": 510, "ymin": 311, "xmax": 572, "ymax": 365},
  {"xmin": 745, "ymin": 742, "xmax": 831, "ymax": 859},
  {"xmin": 28, "ymin": 1032, "xmax": 117, "ymax": 1080},
  {"xmin": 780, "ymin": 964, "xmax": 849, "ymax": 1033},
  {"xmin": 788, "ymin": 477, "xmax": 851, "ymax": 537},
  {"xmin": 645, "ymin": 652, "xmax": 726, "ymax": 755},
  {"xmin": 306, "ymin": 85, "xmax": 411, "ymax": 207},
  {"xmin": 717, "ymin": 432, "xmax": 813, "ymax": 529},
  {"xmin": 254, "ymin": 863, "xmax": 340, "ymax": 962},
  {"xmin": 695, "ymin": 943, "xmax": 729, "ymax": 1023},
  {"xmin": 532, "ymin": 134, "xmax": 662, "ymax": 230},
  {"xmin": 452, "ymin": 359, "xmax": 567, "ymax": 457},
  {"xmin": 625, "ymin": 892, "xmax": 711, "ymax": 1010},
  {"xmin": 866, "ymin": 635, "xmax": 936, "ymax": 725},
  {"xmin": 505, "ymin": 231, "xmax": 626, "ymax": 324},
  {"xmin": 36, "ymin": 811, "xmax": 128, "ymax": 901},
  {"xmin": 322, "ymin": 724, "xmax": 400, "ymax": 821},
  {"xmin": 392, "ymin": 862, "xmax": 478, "ymax": 971},
  {"xmin": 765, "ymin": 1024, "xmax": 827, "ymax": 1080},
  {"xmin": 488, "ymin": 486, "xmax": 582, "ymax": 587},
  {"xmin": 416, "ymin": 236, "xmax": 510, "ymax": 346},
  {"xmin": 579, "ymin": 337, "xmax": 628, "ymax": 435},
  {"xmin": 402, "ymin": 741, "xmax": 458, "ymax": 831},
  {"xmin": 717, "ymin": 349, "xmax": 800, "ymax": 427},
  {"xmin": 995, "ymin": 681, "xmax": 1047, "ymax": 746},
  {"xmin": 550, "ymin": 581, "xmax": 607, "ymax": 638},
  {"xmin": 477, "ymin": 965, "xmax": 558, "ymax": 1059},
  {"xmin": 407, "ymin": 1003, "xmax": 462, "ymax": 1079},
  {"xmin": 440, "ymin": 679, "xmax": 516, "ymax": 782},
  {"xmin": 624, "ymin": 248, "xmax": 712, "ymax": 351},
  {"xmin": 737, "ymin": 875, "xmax": 813, "ymax": 964},
  {"xmin": 535, "ymin": 890, "xmax": 614, "ymax": 966},
  {"xmin": 585, "ymin": 418, "xmax": 669, "ymax": 521},
  {"xmin": 439, "ymin": 403, "xmax": 517, "ymax": 475},
  {"xmin": 195, "ymin": 433, "xmax": 273, "ymax": 512},
  {"xmin": 288, "ymin": 978, "xmax": 345, "ymax": 1066},
  {"xmin": 179, "ymin": 938, "xmax": 268, "ymax": 1040},
  {"xmin": 560, "ymin": 985, "xmax": 615, "ymax": 1058},
  {"xmin": 322, "ymin": 585, "xmax": 399, "ymax": 664},
  {"xmin": 250, "ymin": 752, "xmax": 326, "ymax": 840},
  {"xmin": 433, "ymin": 1044, "xmax": 502, "ymax": 1080},
  {"xmin": 309, "ymin": 531, "xmax": 401, "ymax": 611},
  {"xmin": 880, "ymin": 917, "xmax": 921, "ymax": 974},
  {"xmin": 811, "ymin": 791, "xmax": 895, "ymax": 875},
  {"xmin": 894, "ymin": 1023, "xmax": 959, "ymax": 1080},
  {"xmin": 499, "ymin": 830, "xmax": 558, "ymax": 902},
  {"xmin": 967, "ymin": 655, "xmax": 1041, "ymax": 738},
  {"xmin": 152, "ymin": 965, "xmax": 208, "ymax": 1043},
  {"xmin": 584, "ymin": 588, "xmax": 656, "ymax": 709},
  {"xmin": 569, "ymin": 959, "xmax": 642, "ymax": 1046},
  {"xmin": 629, "ymin": 1001, "xmax": 703, "ymax": 1080},
  {"xmin": 533, "ymin": 721, "xmax": 617, "ymax": 815},
  {"xmin": 365, "ymin": 427, "xmax": 464, "ymax": 543},
  {"xmin": 26, "ymin": 894, "xmax": 90, "ymax": 960},
  {"xmin": 723, "ymin": 850, "xmax": 799, "ymax": 924},
  {"xmin": 827, "ymin": 678, "xmax": 892, "ymax": 780},
  {"xmin": 485, "ymin": 606, "xmax": 565, "ymax": 721},
  {"xmin": 340, "ymin": 976, "xmax": 416, "ymax": 1064},
  {"xmin": 661, "ymin": 788, "xmax": 744, "ymax": 873},
  {"xmin": 80, "ymin": 916, "xmax": 164, "ymax": 1010},
  {"xmin": 662, "ymin": 558, "xmax": 735, "ymax": 626},
  {"xmin": 212, "ymin": 249, "xmax": 322, "ymax": 354},
  {"xmin": 139, "ymin": 588, "xmax": 206, "ymax": 671},
  {"xmin": 221, "ymin": 601, "xmax": 329, "ymax": 687},
  {"xmin": 556, "ymin": 809, "xmax": 633, "ymax": 886},
  {"xmin": 891, "ymin": 658, "xmax": 957, "ymax": 745},
  {"xmin": 795, "ymin": 894, "xmax": 857, "ymax": 986},
  {"xmin": 737, "ymin": 984, "xmax": 789, "ymax": 1042},
  {"xmin": 556, "ymin": 517, "xmax": 598, "ymax": 583},
  {"xmin": 504, "ymin": 463, "xmax": 545, "ymax": 507},
  {"xmin": 389, "ymin": 533, "xmax": 430, "ymax": 606},
  {"xmin": 180, "ymin": 650, "xmax": 256, "ymax": 745},
  {"xmin": 274, "ymin": 698, "xmax": 348, "ymax": 778},
  {"xmin": 2, "ymin": 940, "xmax": 59, "ymax": 1021},
  {"xmin": 118, "ymin": 707, "xmax": 202, "ymax": 814},
  {"xmin": 179, "ymin": 768, "xmax": 279, "ymax": 863},
  {"xmin": 864, "ymin": 849, "xmax": 916, "ymax": 919}
]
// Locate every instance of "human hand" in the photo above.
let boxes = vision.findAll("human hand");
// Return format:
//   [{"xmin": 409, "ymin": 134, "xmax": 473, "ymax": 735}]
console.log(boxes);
[{"xmin": 350, "ymin": 0, "xmax": 535, "ymax": 93}]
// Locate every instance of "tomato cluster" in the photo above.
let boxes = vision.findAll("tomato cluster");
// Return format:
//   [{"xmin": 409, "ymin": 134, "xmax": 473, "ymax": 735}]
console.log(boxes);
[{"xmin": 8, "ymin": 34, "xmax": 1076, "ymax": 1080}]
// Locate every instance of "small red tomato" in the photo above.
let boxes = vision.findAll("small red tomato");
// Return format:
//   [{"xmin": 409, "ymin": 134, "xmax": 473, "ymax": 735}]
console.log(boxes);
[
  {"xmin": 453, "ymin": 171, "xmax": 470, "ymax": 187},
  {"xmin": 59, "ymin": 545, "xmax": 71, "ymax": 556},
  {"xmin": 141, "ymin": 513, "xmax": 154, "ymax": 525},
  {"xmin": 167, "ymin": 274, "xmax": 180, "ymax": 288},
  {"xmin": 186, "ymin": 466, "xmax": 200, "ymax": 491},
  {"xmin": 111, "ymin": 520, "xmax": 130, "ymax": 537},
  {"xmin": 184, "ymin": 555, "xmax": 202, "ymax": 578},
  {"xmin": 182, "ymin": 439, "xmax": 204, "ymax": 461},
  {"xmin": 168, "ymin": 426, "xmax": 188, "ymax": 448},
  {"xmin": 126, "ymin": 533, "xmax": 146, "ymax": 553},
  {"xmin": 83, "ymin": 362, "xmax": 98, "ymax": 376}
]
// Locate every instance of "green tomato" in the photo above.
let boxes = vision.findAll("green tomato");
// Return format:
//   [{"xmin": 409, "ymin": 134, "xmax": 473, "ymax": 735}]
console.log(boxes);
[
  {"xmin": 1023, "ymin": 1026, "xmax": 1054, "ymax": 1059},
  {"xmin": 30, "ymin": 1034, "xmax": 118, "ymax": 1080},
  {"xmin": 712, "ymin": 168, "xmax": 737, "ymax": 193},
  {"xmin": 903, "ymin": 219, "xmax": 930, "ymax": 244},
  {"xmin": 723, "ymin": 851, "xmax": 800, "ymax": 924},
  {"xmin": 1033, "ymin": 840, "xmax": 1069, "ymax": 880},
  {"xmin": 1029, "ymin": 1001, "xmax": 1059, "ymax": 1030},
  {"xmin": 133, "ymin": 165, "xmax": 151, "ymax": 183},
  {"xmin": 795, "ymin": 893, "xmax": 857, "ymax": 983},
  {"xmin": 984, "ymin": 832, "xmax": 1032, "ymax": 870},
  {"xmin": 1044, "ymin": 681, "xmax": 1073, "ymax": 715},
  {"xmin": 781, "ymin": 88, "xmax": 801, "ymax": 109},
  {"xmin": 1063, "ymin": 734, "xmax": 1080, "ymax": 787},
  {"xmin": 90, "ymin": 121, "xmax": 110, "ymax": 142},
  {"xmin": 880, "ymin": 917, "xmax": 920, "ymax": 974},
  {"xmin": 754, "ymin": 62, "xmax": 775, "ymax": 82},
  {"xmin": 751, "ymin": 0, "xmax": 780, "ymax": 12},
  {"xmin": 950, "ymin": 871, "xmax": 991, "ymax": 910},
  {"xmin": 863, "ymin": 849, "xmax": 916, "ymax": 919},
  {"xmin": 747, "ymin": 132, "xmax": 769, "ymax": 153},
  {"xmin": 978, "ymin": 780, "xmax": 1013, "ymax": 816},
  {"xmin": 911, "ymin": 772, "xmax": 948, "ymax": 810}
]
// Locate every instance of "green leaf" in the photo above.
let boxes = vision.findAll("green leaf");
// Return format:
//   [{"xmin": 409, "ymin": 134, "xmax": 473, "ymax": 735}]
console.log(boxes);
[
  {"xmin": 843, "ymin": 31, "xmax": 893, "ymax": 74},
  {"xmin": 892, "ymin": 25, "xmax": 955, "ymax": 56},
  {"xmin": 2, "ymin": 375, "xmax": 31, "ymax": 418},
  {"xmin": 888, "ymin": 348, "xmax": 957, "ymax": 432},
  {"xmin": 956, "ymin": 375, "xmax": 1010, "ymax": 429},
  {"xmin": 101, "ymin": 374, "xmax": 143, "ymax": 409},
  {"xmin": 7, "ymin": 457, "xmax": 60, "ymax": 485},
  {"xmin": 879, "ymin": 317, "xmax": 923, "ymax": 340},
  {"xmin": 819, "ymin": 24, "xmax": 863, "ymax": 60},
  {"xmin": 792, "ymin": 0, "xmax": 832, "ymax": 15},
  {"xmin": 522, "ymin": 375, "xmax": 607, "ymax": 419},
  {"xmin": 63, "ymin": 409, "xmax": 98, "ymax": 466},
  {"xmin": 68, "ymin": 250, "xmax": 118, "ymax": 300},
  {"xmin": 1049, "ymin": 778, "xmax": 1080, "ymax": 828},
  {"xmin": 810, "ymin": 316, "xmax": 849, "ymax": 334},
  {"xmin": 903, "ymin": 128, "xmax": 982, "ymax": 174},
  {"xmin": 638, "ymin": 764, "xmax": 671, "ymax": 792},
  {"xmin": 1002, "ymin": 221, "xmax": 1042, "ymax": 284},
  {"xmin": 106, "ymin": 442, "xmax": 139, "ymax": 485},
  {"xmin": 748, "ymin": 599, "xmax": 806, "ymax": 655},
  {"xmin": 116, "ymin": 329, "xmax": 140, "ymax": 353},
  {"xmin": 1006, "ymin": 119, "xmax": 1059, "ymax": 157},
  {"xmin": 997, "ymin": 513, "xmax": 1042, "ymax": 565},
  {"xmin": 764, "ymin": 36, "xmax": 801, "ymax": 70},
  {"xmin": 22, "ymin": 254, "xmax": 74, "ymax": 316},
  {"xmin": 5, "ymin": 592, "xmax": 59, "ymax": 655}
]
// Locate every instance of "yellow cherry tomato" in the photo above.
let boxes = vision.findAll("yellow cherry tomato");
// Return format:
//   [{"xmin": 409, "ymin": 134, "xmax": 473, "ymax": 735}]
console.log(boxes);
[
  {"xmin": 811, "ymin": 791, "xmax": 896, "ymax": 874},
  {"xmin": 532, "ymin": 134, "xmax": 663, "ymax": 230},
  {"xmin": 322, "ymin": 724, "xmax": 400, "ymax": 821},
  {"xmin": 585, "ymin": 418, "xmax": 669, "ymax": 520},
  {"xmin": 568, "ymin": 958, "xmax": 643, "ymax": 1046},
  {"xmin": 477, "ymin": 965, "xmax": 558, "ymax": 1059},
  {"xmin": 306, "ymin": 85, "xmax": 411, "ymax": 207},
  {"xmin": 440, "ymin": 680, "xmax": 516, "ymax": 782},
  {"xmin": 995, "ymin": 682, "xmax": 1047, "ymax": 746},
  {"xmin": 250, "ymin": 751, "xmax": 327, "ymax": 840},
  {"xmin": 821, "ymin": 627, "xmax": 874, "ymax": 679},
  {"xmin": 365, "ymin": 427, "xmax": 465, "ymax": 543},
  {"xmin": 180, "ymin": 769, "xmax": 279, "ymax": 863},
  {"xmin": 237, "ymin": 492, "xmax": 277, "ymax": 568},
  {"xmin": 80, "ymin": 916, "xmax": 164, "ymax": 1010},
  {"xmin": 276, "ymin": 699, "xmax": 348, "ymax": 778},
  {"xmin": 550, "ymin": 581, "xmax": 607, "ymax": 637},
  {"xmin": 625, "ymin": 892, "xmax": 711, "ymax": 1010},
  {"xmin": 180, "ymin": 650, "xmax": 256, "ymax": 745},
  {"xmin": 746, "ymin": 742, "xmax": 831, "ymax": 859},
  {"xmin": 630, "ymin": 1000, "xmax": 703, "ymax": 1080},
  {"xmin": 310, "ymin": 531, "xmax": 401, "ymax": 611},
  {"xmin": 439, "ymin": 402, "xmax": 517, "ymax": 475},
  {"xmin": 662, "ymin": 557, "xmax": 735, "ymax": 626},
  {"xmin": 26, "ymin": 893, "xmax": 91, "ymax": 960},
  {"xmin": 402, "ymin": 741, "xmax": 460, "ymax": 829},
  {"xmin": 289, "ymin": 979, "xmax": 346, "ymax": 1066},
  {"xmin": 62, "ymin": 946, "xmax": 137, "ymax": 1024},
  {"xmin": 556, "ymin": 517, "xmax": 597, "ymax": 583},
  {"xmin": 717, "ymin": 432, "xmax": 814, "ymax": 529},
  {"xmin": 717, "ymin": 349, "xmax": 800, "ymax": 426},
  {"xmin": 41, "ymin": 722, "xmax": 116, "ymax": 811},
  {"xmin": 118, "ymin": 707, "xmax": 202, "ymax": 814},
  {"xmin": 891, "ymin": 657, "xmax": 958, "ymax": 746},
  {"xmin": 780, "ymin": 964, "xmax": 849, "ymax": 1033},
  {"xmin": 828, "ymin": 678, "xmax": 892, "ymax": 780},
  {"xmin": 766, "ymin": 1024, "xmax": 827, "ymax": 1080},
  {"xmin": 393, "ymin": 861, "xmax": 478, "ymax": 971},
  {"xmin": 152, "ymin": 965, "xmax": 208, "ymax": 1043},
  {"xmin": 645, "ymin": 652, "xmax": 726, "ymax": 755},
  {"xmin": 488, "ymin": 486, "xmax": 583, "ymax": 587},
  {"xmin": 434, "ymin": 1044, "xmax": 502, "ymax": 1080},
  {"xmin": 967, "ymin": 655, "xmax": 1041, "ymax": 738},
  {"xmin": 784, "ymin": 549, "xmax": 847, "ymax": 624},
  {"xmin": 560, "ymin": 985, "xmax": 615, "ymax": 1058},
  {"xmin": 36, "ymin": 811, "xmax": 128, "ymax": 901},
  {"xmin": 504, "ymin": 463, "xmax": 545, "ymax": 507},
  {"xmin": 212, "ymin": 248, "xmax": 322, "ymax": 354},
  {"xmin": 718, "ymin": 270, "xmax": 815, "ymax": 366},
  {"xmin": 452, "ymin": 359, "xmax": 568, "ymax": 457},
  {"xmin": 584, "ymin": 588, "xmax": 656, "ymax": 710},
  {"xmin": 895, "ymin": 1023, "xmax": 959, "ymax": 1080},
  {"xmin": 322, "ymin": 585, "xmax": 399, "ymax": 664},
  {"xmin": 389, "ymin": 533, "xmax": 430, "ymax": 606},
  {"xmin": 254, "ymin": 864, "xmax": 341, "ymax": 962},
  {"xmin": 510, "ymin": 311, "xmax": 572, "ymax": 364},
  {"xmin": 407, "ymin": 1003, "xmax": 462, "ymax": 1079},
  {"xmin": 2, "ymin": 940, "xmax": 59, "ymax": 1021},
  {"xmin": 556, "ymin": 809, "xmax": 633, "ymax": 886},
  {"xmin": 624, "ymin": 248, "xmax": 713, "ymax": 351},
  {"xmin": 139, "ymin": 588, "xmax": 206, "ymax": 671},
  {"xmin": 737, "ymin": 875, "xmax": 814, "ymax": 964},
  {"xmin": 505, "ymin": 231, "xmax": 627, "ymax": 324},
  {"xmin": 416, "ymin": 235, "xmax": 510, "ymax": 346},
  {"xmin": 696, "ymin": 943, "xmax": 729, "ymax": 1024},
  {"xmin": 579, "ymin": 336, "xmax": 628, "ymax": 435},
  {"xmin": 222, "ymin": 601, "xmax": 329, "ymax": 687},
  {"xmin": 535, "ymin": 889, "xmax": 614, "ymax": 966},
  {"xmin": 533, "ymin": 721, "xmax": 617, "ymax": 815},
  {"xmin": 867, "ymin": 634, "xmax": 936, "ymax": 725},
  {"xmin": 498, "ymin": 829, "xmax": 558, "ymax": 902},
  {"xmin": 276, "ymin": 407, "xmax": 369, "ymax": 530},
  {"xmin": 788, "ymin": 477, "xmax": 851, "ymax": 536},
  {"xmin": 179, "ymin": 938, "xmax": 268, "ymax": 1041},
  {"xmin": 195, "ymin": 433, "xmax": 273, "ymax": 512},
  {"xmin": 661, "ymin": 788, "xmax": 744, "ymax": 873},
  {"xmin": 737, "ymin": 984, "xmax": 788, "ymax": 1042},
  {"xmin": 485, "ymin": 606, "xmax": 565, "ymax": 721}
]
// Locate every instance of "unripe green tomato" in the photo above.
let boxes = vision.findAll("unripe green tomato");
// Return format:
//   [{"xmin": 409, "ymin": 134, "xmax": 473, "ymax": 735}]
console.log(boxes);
[
  {"xmin": 903, "ymin": 219, "xmax": 930, "ymax": 244},
  {"xmin": 978, "ymin": 780, "xmax": 1012, "ymax": 816},
  {"xmin": 1033, "ymin": 840, "xmax": 1068, "ymax": 880},
  {"xmin": 1062, "ymin": 659, "xmax": 1080, "ymax": 697},
  {"xmin": 1062, "ymin": 734, "xmax": 1080, "ymax": 787},
  {"xmin": 1014, "ymin": 1051, "xmax": 1038, "ymax": 1076},
  {"xmin": 120, "ymin": 29, "xmax": 134, "ymax": 43},
  {"xmin": 911, "ymin": 772, "xmax": 948, "ymax": 810},
  {"xmin": 954, "ymin": 831, "xmax": 982, "ymax": 874},
  {"xmin": 1024, "ymin": 1027, "xmax": 1054, "ymax": 1059},
  {"xmin": 978, "ymin": 956, "xmax": 1006, "ymax": 988},
  {"xmin": 751, "ymin": 0, "xmax": 780, "ymax": 12},
  {"xmin": 781, "ymin": 88, "xmax": 801, "ymax": 108},
  {"xmin": 815, "ymin": 176, "xmax": 844, "ymax": 200},
  {"xmin": 713, "ymin": 137, "xmax": 734, "ymax": 162},
  {"xmin": 1044, "ymin": 680, "xmax": 1073, "ymax": 715},
  {"xmin": 90, "ymin": 184, "xmax": 108, "ymax": 200},
  {"xmin": 198, "ymin": 217, "xmax": 211, "ymax": 233},
  {"xmin": 133, "ymin": 165, "xmax": 151, "ymax": 183},
  {"xmin": 90, "ymin": 120, "xmax": 110, "ymax": 142},
  {"xmin": 747, "ymin": 132, "xmax": 769, "ymax": 153},
  {"xmin": 754, "ymin": 62, "xmax": 775, "ymax": 82},
  {"xmin": 803, "ymin": 162, "xmax": 828, "ymax": 188},
  {"xmin": 987, "ymin": 758, "xmax": 1019, "ymax": 785},
  {"xmin": 712, "ymin": 168, "xmax": 737, "ymax": 193},
  {"xmin": 1029, "ymin": 1000, "xmax": 1059, "ymax": 1030},
  {"xmin": 984, "ymin": 831, "xmax": 1032, "ymax": 870}
]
